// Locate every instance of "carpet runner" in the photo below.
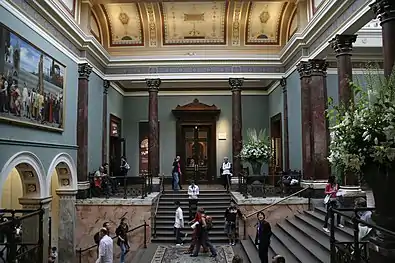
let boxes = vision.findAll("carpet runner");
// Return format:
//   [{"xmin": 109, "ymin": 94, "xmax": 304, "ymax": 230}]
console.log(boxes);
[{"xmin": 150, "ymin": 245, "xmax": 234, "ymax": 263}]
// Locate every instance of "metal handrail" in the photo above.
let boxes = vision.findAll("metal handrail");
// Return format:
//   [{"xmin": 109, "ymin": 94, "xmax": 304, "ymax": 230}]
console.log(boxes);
[
  {"xmin": 153, "ymin": 173, "xmax": 165, "ymax": 238},
  {"xmin": 245, "ymin": 187, "xmax": 309, "ymax": 218},
  {"xmin": 76, "ymin": 221, "xmax": 147, "ymax": 259}
]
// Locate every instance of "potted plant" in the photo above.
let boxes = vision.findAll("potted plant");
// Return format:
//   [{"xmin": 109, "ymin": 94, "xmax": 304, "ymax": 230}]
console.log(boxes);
[
  {"xmin": 240, "ymin": 128, "xmax": 271, "ymax": 175},
  {"xmin": 327, "ymin": 66, "xmax": 395, "ymax": 236}
]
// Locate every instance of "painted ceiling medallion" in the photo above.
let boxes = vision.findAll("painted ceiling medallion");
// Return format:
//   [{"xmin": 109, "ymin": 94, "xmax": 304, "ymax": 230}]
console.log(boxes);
[
  {"xmin": 161, "ymin": 1, "xmax": 227, "ymax": 45},
  {"xmin": 103, "ymin": 3, "xmax": 144, "ymax": 46}
]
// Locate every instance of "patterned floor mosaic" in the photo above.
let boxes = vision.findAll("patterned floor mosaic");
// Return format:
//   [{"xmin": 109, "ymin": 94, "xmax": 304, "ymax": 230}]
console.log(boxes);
[{"xmin": 151, "ymin": 245, "xmax": 234, "ymax": 263}]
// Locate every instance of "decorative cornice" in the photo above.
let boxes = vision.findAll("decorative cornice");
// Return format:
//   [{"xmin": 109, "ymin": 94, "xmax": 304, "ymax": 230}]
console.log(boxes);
[
  {"xmin": 329, "ymin": 34, "xmax": 358, "ymax": 56},
  {"xmin": 371, "ymin": 0, "xmax": 395, "ymax": 23},
  {"xmin": 78, "ymin": 63, "xmax": 93, "ymax": 79},
  {"xmin": 103, "ymin": 80, "xmax": 110, "ymax": 94},
  {"xmin": 229, "ymin": 78, "xmax": 244, "ymax": 91},
  {"xmin": 146, "ymin": 79, "xmax": 161, "ymax": 92}
]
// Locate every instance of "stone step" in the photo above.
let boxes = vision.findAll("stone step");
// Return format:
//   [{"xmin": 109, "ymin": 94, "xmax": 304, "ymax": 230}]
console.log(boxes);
[
  {"xmin": 159, "ymin": 200, "xmax": 231, "ymax": 205},
  {"xmin": 157, "ymin": 209, "xmax": 226, "ymax": 214},
  {"xmin": 157, "ymin": 204, "xmax": 230, "ymax": 210},
  {"xmin": 269, "ymin": 233, "xmax": 299, "ymax": 263},
  {"xmin": 155, "ymin": 229, "xmax": 227, "ymax": 236},
  {"xmin": 303, "ymin": 211, "xmax": 354, "ymax": 237},
  {"xmin": 155, "ymin": 215, "xmax": 227, "ymax": 220},
  {"xmin": 154, "ymin": 219, "xmax": 228, "ymax": 226},
  {"xmin": 151, "ymin": 235, "xmax": 229, "ymax": 243}
]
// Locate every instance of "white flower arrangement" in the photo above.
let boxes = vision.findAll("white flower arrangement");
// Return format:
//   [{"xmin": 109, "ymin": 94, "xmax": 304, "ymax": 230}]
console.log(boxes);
[
  {"xmin": 328, "ymin": 66, "xmax": 395, "ymax": 176},
  {"xmin": 240, "ymin": 128, "xmax": 271, "ymax": 163}
]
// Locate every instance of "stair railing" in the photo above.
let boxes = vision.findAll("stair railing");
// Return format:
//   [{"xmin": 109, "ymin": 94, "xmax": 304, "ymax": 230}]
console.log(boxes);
[
  {"xmin": 76, "ymin": 221, "xmax": 147, "ymax": 263},
  {"xmin": 242, "ymin": 186, "xmax": 311, "ymax": 239},
  {"xmin": 152, "ymin": 173, "xmax": 165, "ymax": 238}
]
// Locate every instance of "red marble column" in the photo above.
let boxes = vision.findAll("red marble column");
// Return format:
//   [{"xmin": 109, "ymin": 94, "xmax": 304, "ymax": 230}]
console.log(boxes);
[
  {"xmin": 281, "ymin": 77, "xmax": 290, "ymax": 171},
  {"xmin": 329, "ymin": 34, "xmax": 357, "ymax": 107},
  {"xmin": 372, "ymin": 0, "xmax": 395, "ymax": 77},
  {"xmin": 77, "ymin": 63, "xmax": 92, "ymax": 181},
  {"xmin": 146, "ymin": 79, "xmax": 161, "ymax": 177},
  {"xmin": 308, "ymin": 59, "xmax": 330, "ymax": 180},
  {"xmin": 297, "ymin": 62, "xmax": 314, "ymax": 180},
  {"xmin": 229, "ymin": 78, "xmax": 243, "ymax": 177},
  {"xmin": 102, "ymin": 80, "xmax": 109, "ymax": 164}
]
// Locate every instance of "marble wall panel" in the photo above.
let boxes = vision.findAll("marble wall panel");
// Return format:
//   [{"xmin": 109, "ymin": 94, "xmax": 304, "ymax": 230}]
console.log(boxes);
[
  {"xmin": 75, "ymin": 204, "xmax": 152, "ymax": 263},
  {"xmin": 239, "ymin": 204, "xmax": 308, "ymax": 238}
]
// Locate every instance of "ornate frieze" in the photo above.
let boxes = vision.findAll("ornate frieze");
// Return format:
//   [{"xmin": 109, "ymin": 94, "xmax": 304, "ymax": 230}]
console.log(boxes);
[
  {"xmin": 145, "ymin": 2, "xmax": 158, "ymax": 47},
  {"xmin": 231, "ymin": 2, "xmax": 243, "ymax": 46}
]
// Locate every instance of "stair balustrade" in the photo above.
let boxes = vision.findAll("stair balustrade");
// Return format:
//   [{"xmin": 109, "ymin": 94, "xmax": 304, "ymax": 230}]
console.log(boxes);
[
  {"xmin": 152, "ymin": 173, "xmax": 165, "ymax": 238},
  {"xmin": 76, "ymin": 221, "xmax": 147, "ymax": 263},
  {"xmin": 329, "ymin": 207, "xmax": 395, "ymax": 263}
]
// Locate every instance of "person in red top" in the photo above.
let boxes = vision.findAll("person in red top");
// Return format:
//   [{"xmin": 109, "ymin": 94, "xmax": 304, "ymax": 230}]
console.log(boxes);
[
  {"xmin": 323, "ymin": 176, "xmax": 344, "ymax": 232},
  {"xmin": 184, "ymin": 208, "xmax": 208, "ymax": 254}
]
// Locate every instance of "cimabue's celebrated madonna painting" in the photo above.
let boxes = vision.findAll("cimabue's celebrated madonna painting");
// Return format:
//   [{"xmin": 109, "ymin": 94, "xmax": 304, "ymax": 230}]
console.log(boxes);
[{"xmin": 0, "ymin": 24, "xmax": 66, "ymax": 131}]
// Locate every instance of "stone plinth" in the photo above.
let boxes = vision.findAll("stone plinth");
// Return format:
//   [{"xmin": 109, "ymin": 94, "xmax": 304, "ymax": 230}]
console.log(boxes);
[{"xmin": 75, "ymin": 193, "xmax": 158, "ymax": 263}]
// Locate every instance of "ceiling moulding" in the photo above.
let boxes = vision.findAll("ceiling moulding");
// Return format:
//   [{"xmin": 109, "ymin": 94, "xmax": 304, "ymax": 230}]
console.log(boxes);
[
  {"xmin": 123, "ymin": 90, "xmax": 270, "ymax": 97},
  {"xmin": 16, "ymin": 0, "xmax": 374, "ymax": 68}
]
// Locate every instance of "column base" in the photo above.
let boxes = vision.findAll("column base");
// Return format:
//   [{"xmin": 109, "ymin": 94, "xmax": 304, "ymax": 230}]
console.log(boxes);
[
  {"xmin": 300, "ymin": 180, "xmax": 327, "ymax": 198},
  {"xmin": 77, "ymin": 181, "xmax": 90, "ymax": 199}
]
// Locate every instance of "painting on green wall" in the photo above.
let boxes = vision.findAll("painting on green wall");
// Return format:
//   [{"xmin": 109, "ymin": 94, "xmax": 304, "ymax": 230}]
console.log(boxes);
[{"xmin": 0, "ymin": 24, "xmax": 66, "ymax": 132}]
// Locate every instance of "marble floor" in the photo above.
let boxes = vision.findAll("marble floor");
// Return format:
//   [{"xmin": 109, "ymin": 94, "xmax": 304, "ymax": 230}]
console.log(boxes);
[{"xmin": 150, "ymin": 245, "xmax": 235, "ymax": 263}]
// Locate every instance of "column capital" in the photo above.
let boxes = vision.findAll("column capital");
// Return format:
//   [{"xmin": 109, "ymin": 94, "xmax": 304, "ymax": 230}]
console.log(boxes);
[
  {"xmin": 280, "ymin": 77, "xmax": 287, "ymax": 93},
  {"xmin": 371, "ymin": 0, "xmax": 395, "ymax": 23},
  {"xmin": 146, "ymin": 78, "xmax": 161, "ymax": 92},
  {"xmin": 229, "ymin": 78, "xmax": 244, "ymax": 91},
  {"xmin": 308, "ymin": 59, "xmax": 328, "ymax": 76},
  {"xmin": 296, "ymin": 61, "xmax": 310, "ymax": 78},
  {"xmin": 329, "ymin": 34, "xmax": 357, "ymax": 56},
  {"xmin": 19, "ymin": 196, "xmax": 52, "ymax": 209},
  {"xmin": 78, "ymin": 63, "xmax": 92, "ymax": 79},
  {"xmin": 56, "ymin": 189, "xmax": 78, "ymax": 199},
  {"xmin": 103, "ymin": 80, "xmax": 110, "ymax": 94}
]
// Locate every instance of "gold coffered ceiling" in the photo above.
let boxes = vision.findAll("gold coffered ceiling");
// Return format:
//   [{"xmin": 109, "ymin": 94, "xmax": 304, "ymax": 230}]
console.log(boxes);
[{"xmin": 91, "ymin": 1, "xmax": 296, "ymax": 56}]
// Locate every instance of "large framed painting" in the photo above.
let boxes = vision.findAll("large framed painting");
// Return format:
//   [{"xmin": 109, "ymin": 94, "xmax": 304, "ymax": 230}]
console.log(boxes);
[{"xmin": 0, "ymin": 24, "xmax": 66, "ymax": 132}]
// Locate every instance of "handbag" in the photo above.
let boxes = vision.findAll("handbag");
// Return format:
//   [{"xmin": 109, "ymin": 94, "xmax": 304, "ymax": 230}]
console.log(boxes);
[{"xmin": 323, "ymin": 194, "xmax": 331, "ymax": 205}]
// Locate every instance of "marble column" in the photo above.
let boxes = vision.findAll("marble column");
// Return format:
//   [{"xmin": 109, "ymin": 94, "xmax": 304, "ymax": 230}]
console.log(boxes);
[
  {"xmin": 329, "ymin": 34, "xmax": 357, "ymax": 107},
  {"xmin": 146, "ymin": 79, "xmax": 161, "ymax": 177},
  {"xmin": 229, "ymin": 78, "xmax": 243, "ymax": 177},
  {"xmin": 77, "ymin": 63, "xmax": 92, "ymax": 182},
  {"xmin": 372, "ymin": 0, "xmax": 395, "ymax": 77},
  {"xmin": 281, "ymin": 78, "xmax": 290, "ymax": 171},
  {"xmin": 19, "ymin": 197, "xmax": 52, "ymax": 262},
  {"xmin": 102, "ymin": 80, "xmax": 110, "ymax": 164},
  {"xmin": 56, "ymin": 189, "xmax": 77, "ymax": 263},
  {"xmin": 308, "ymin": 59, "xmax": 330, "ymax": 180},
  {"xmin": 297, "ymin": 62, "xmax": 314, "ymax": 180}
]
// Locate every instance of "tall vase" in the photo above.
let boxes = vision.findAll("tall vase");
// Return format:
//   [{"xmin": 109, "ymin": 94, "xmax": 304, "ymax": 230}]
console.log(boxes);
[
  {"xmin": 249, "ymin": 161, "xmax": 262, "ymax": 175},
  {"xmin": 363, "ymin": 164, "xmax": 395, "ymax": 262}
]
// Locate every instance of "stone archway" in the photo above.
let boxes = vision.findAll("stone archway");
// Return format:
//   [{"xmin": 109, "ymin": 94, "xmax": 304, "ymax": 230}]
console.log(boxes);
[
  {"xmin": 0, "ymin": 151, "xmax": 46, "ymax": 205},
  {"xmin": 46, "ymin": 153, "xmax": 78, "ymax": 263}
]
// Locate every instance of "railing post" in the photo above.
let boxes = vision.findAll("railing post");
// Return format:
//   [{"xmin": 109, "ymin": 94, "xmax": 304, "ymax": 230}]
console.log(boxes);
[
  {"xmin": 79, "ymin": 248, "xmax": 82, "ymax": 263},
  {"xmin": 308, "ymin": 187, "xmax": 312, "ymax": 211},
  {"xmin": 8, "ymin": 210, "xmax": 17, "ymax": 262},
  {"xmin": 123, "ymin": 172, "xmax": 127, "ymax": 199},
  {"xmin": 144, "ymin": 221, "xmax": 147, "ymax": 248},
  {"xmin": 38, "ymin": 207, "xmax": 44, "ymax": 263},
  {"xmin": 329, "ymin": 207, "xmax": 336, "ymax": 263},
  {"xmin": 161, "ymin": 173, "xmax": 165, "ymax": 193},
  {"xmin": 352, "ymin": 211, "xmax": 361, "ymax": 263},
  {"xmin": 141, "ymin": 174, "xmax": 146, "ymax": 199}
]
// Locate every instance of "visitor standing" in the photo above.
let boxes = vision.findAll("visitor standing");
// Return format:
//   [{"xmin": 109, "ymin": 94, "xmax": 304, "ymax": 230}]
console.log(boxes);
[
  {"xmin": 116, "ymin": 218, "xmax": 130, "ymax": 263},
  {"xmin": 220, "ymin": 157, "xmax": 232, "ymax": 190},
  {"xmin": 95, "ymin": 227, "xmax": 113, "ymax": 263},
  {"xmin": 255, "ymin": 212, "xmax": 272, "ymax": 263},
  {"xmin": 174, "ymin": 201, "xmax": 185, "ymax": 246},
  {"xmin": 323, "ymin": 176, "xmax": 343, "ymax": 233},
  {"xmin": 172, "ymin": 156, "xmax": 181, "ymax": 191},
  {"xmin": 225, "ymin": 200, "xmax": 245, "ymax": 245},
  {"xmin": 188, "ymin": 180, "xmax": 199, "ymax": 220}
]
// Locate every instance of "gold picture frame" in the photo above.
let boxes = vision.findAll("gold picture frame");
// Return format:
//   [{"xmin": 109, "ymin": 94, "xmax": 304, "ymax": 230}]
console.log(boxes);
[{"xmin": 0, "ymin": 23, "xmax": 66, "ymax": 132}]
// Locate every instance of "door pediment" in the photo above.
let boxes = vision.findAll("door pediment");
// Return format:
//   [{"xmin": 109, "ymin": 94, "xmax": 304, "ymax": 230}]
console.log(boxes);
[{"xmin": 172, "ymin": 99, "xmax": 220, "ymax": 120}]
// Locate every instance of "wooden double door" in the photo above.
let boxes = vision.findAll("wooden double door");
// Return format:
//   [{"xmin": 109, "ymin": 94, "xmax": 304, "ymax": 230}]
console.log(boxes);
[{"xmin": 181, "ymin": 125, "xmax": 213, "ymax": 184}]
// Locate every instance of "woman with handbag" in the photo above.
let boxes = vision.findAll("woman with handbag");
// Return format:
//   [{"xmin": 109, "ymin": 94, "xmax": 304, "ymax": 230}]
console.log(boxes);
[
  {"xmin": 323, "ymin": 176, "xmax": 344, "ymax": 232},
  {"xmin": 116, "ymin": 218, "xmax": 130, "ymax": 263}
]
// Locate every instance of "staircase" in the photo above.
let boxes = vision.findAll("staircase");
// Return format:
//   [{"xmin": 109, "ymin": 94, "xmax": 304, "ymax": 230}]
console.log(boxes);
[
  {"xmin": 152, "ymin": 189, "xmax": 231, "ymax": 243},
  {"xmin": 241, "ymin": 205, "xmax": 354, "ymax": 263}
]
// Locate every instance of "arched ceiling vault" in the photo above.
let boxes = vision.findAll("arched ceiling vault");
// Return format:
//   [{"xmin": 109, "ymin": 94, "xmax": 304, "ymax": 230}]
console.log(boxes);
[{"xmin": 90, "ymin": 1, "xmax": 297, "ymax": 57}]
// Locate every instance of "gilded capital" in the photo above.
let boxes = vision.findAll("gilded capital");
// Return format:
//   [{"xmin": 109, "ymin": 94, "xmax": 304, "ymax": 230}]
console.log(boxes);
[
  {"xmin": 146, "ymin": 78, "xmax": 161, "ymax": 92},
  {"xmin": 229, "ymin": 78, "xmax": 243, "ymax": 92},
  {"xmin": 103, "ymin": 80, "xmax": 110, "ymax": 94},
  {"xmin": 78, "ymin": 63, "xmax": 92, "ymax": 79},
  {"xmin": 329, "ymin": 34, "xmax": 357, "ymax": 56},
  {"xmin": 371, "ymin": 0, "xmax": 395, "ymax": 23}
]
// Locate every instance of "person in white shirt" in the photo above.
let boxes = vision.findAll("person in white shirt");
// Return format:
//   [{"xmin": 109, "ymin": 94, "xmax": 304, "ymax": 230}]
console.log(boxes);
[
  {"xmin": 220, "ymin": 157, "xmax": 233, "ymax": 190},
  {"xmin": 188, "ymin": 181, "xmax": 200, "ymax": 220},
  {"xmin": 174, "ymin": 201, "xmax": 185, "ymax": 246},
  {"xmin": 96, "ymin": 227, "xmax": 113, "ymax": 263}
]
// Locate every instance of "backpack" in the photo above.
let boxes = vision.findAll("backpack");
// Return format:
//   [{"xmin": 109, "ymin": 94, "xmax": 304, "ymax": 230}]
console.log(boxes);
[
  {"xmin": 93, "ymin": 232, "xmax": 100, "ymax": 245},
  {"xmin": 205, "ymin": 216, "xmax": 213, "ymax": 230}
]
